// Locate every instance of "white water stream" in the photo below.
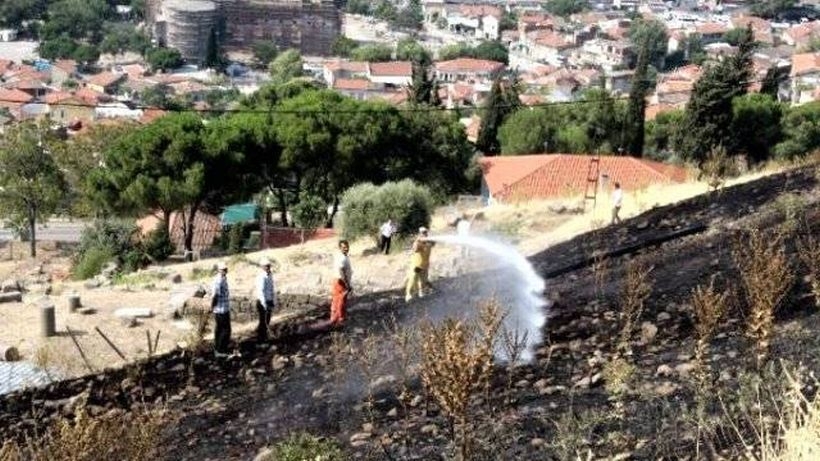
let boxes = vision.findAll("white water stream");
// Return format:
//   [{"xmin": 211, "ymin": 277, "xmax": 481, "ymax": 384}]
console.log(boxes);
[{"xmin": 425, "ymin": 234, "xmax": 548, "ymax": 361}]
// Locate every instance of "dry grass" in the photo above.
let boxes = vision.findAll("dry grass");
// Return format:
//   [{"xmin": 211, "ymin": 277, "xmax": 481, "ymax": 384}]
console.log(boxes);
[
  {"xmin": 420, "ymin": 300, "xmax": 502, "ymax": 461},
  {"xmin": 691, "ymin": 277, "xmax": 730, "ymax": 389},
  {"xmin": 183, "ymin": 305, "xmax": 211, "ymax": 351},
  {"xmin": 618, "ymin": 260, "xmax": 653, "ymax": 355},
  {"xmin": 733, "ymin": 229, "xmax": 794, "ymax": 368},
  {"xmin": 500, "ymin": 325, "xmax": 528, "ymax": 403},
  {"xmin": 0, "ymin": 405, "xmax": 168, "ymax": 461},
  {"xmin": 796, "ymin": 234, "xmax": 820, "ymax": 308},
  {"xmin": 701, "ymin": 145, "xmax": 731, "ymax": 193}
]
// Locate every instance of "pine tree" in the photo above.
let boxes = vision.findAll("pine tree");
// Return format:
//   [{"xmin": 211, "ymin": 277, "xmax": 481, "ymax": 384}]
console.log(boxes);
[
  {"xmin": 408, "ymin": 61, "xmax": 440, "ymax": 106},
  {"xmin": 205, "ymin": 28, "xmax": 221, "ymax": 70},
  {"xmin": 676, "ymin": 26, "xmax": 755, "ymax": 164},
  {"xmin": 624, "ymin": 48, "xmax": 650, "ymax": 156},
  {"xmin": 476, "ymin": 73, "xmax": 520, "ymax": 155}
]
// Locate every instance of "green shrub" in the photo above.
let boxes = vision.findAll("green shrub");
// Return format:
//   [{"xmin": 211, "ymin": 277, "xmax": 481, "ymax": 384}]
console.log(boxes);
[
  {"xmin": 261, "ymin": 433, "xmax": 345, "ymax": 461},
  {"xmin": 143, "ymin": 221, "xmax": 174, "ymax": 262},
  {"xmin": 340, "ymin": 179, "xmax": 433, "ymax": 242},
  {"xmin": 72, "ymin": 247, "xmax": 114, "ymax": 280},
  {"xmin": 291, "ymin": 193, "xmax": 327, "ymax": 229},
  {"xmin": 73, "ymin": 220, "xmax": 144, "ymax": 279},
  {"xmin": 227, "ymin": 224, "xmax": 245, "ymax": 254}
]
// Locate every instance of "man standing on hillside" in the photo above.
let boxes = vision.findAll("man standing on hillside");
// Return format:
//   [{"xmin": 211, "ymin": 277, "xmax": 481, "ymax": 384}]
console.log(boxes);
[
  {"xmin": 405, "ymin": 241, "xmax": 425, "ymax": 302},
  {"xmin": 255, "ymin": 258, "xmax": 276, "ymax": 344},
  {"xmin": 211, "ymin": 262, "xmax": 231, "ymax": 357},
  {"xmin": 612, "ymin": 182, "xmax": 623, "ymax": 225},
  {"xmin": 330, "ymin": 240, "xmax": 352, "ymax": 327},
  {"xmin": 378, "ymin": 218, "xmax": 396, "ymax": 255}
]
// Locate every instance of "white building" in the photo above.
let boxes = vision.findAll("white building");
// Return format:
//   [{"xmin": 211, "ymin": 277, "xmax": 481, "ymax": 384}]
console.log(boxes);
[{"xmin": 0, "ymin": 29, "xmax": 18, "ymax": 42}]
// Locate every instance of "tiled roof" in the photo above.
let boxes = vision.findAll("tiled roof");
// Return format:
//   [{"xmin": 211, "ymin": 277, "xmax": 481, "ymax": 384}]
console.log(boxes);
[
  {"xmin": 333, "ymin": 78, "xmax": 371, "ymax": 90},
  {"xmin": 791, "ymin": 52, "xmax": 820, "ymax": 76},
  {"xmin": 369, "ymin": 61, "xmax": 412, "ymax": 77},
  {"xmin": 3, "ymin": 79, "xmax": 46, "ymax": 91},
  {"xmin": 695, "ymin": 22, "xmax": 728, "ymax": 35},
  {"xmin": 324, "ymin": 60, "xmax": 368, "ymax": 73},
  {"xmin": 0, "ymin": 88, "xmax": 34, "ymax": 103},
  {"xmin": 53, "ymin": 59, "xmax": 78, "ymax": 74},
  {"xmin": 74, "ymin": 87, "xmax": 110, "ymax": 104},
  {"xmin": 480, "ymin": 154, "xmax": 688, "ymax": 201},
  {"xmin": 785, "ymin": 20, "xmax": 820, "ymax": 43},
  {"xmin": 456, "ymin": 4, "xmax": 502, "ymax": 19},
  {"xmin": 531, "ymin": 30, "xmax": 572, "ymax": 49},
  {"xmin": 86, "ymin": 71, "xmax": 125, "ymax": 88},
  {"xmin": 43, "ymin": 91, "xmax": 75, "ymax": 104},
  {"xmin": 435, "ymin": 58, "xmax": 505, "ymax": 74}
]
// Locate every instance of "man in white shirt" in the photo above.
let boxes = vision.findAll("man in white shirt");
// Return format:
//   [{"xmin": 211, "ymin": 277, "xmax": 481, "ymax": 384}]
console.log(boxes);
[
  {"xmin": 255, "ymin": 258, "xmax": 276, "ymax": 343},
  {"xmin": 378, "ymin": 218, "xmax": 396, "ymax": 255},
  {"xmin": 330, "ymin": 240, "xmax": 352, "ymax": 326},
  {"xmin": 210, "ymin": 262, "xmax": 231, "ymax": 357},
  {"xmin": 612, "ymin": 182, "xmax": 623, "ymax": 225},
  {"xmin": 456, "ymin": 214, "xmax": 471, "ymax": 258}
]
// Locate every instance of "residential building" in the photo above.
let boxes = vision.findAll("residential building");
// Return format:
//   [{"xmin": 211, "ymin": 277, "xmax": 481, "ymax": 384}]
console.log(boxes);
[
  {"xmin": 790, "ymin": 52, "xmax": 820, "ymax": 104},
  {"xmin": 85, "ymin": 72, "xmax": 126, "ymax": 94},
  {"xmin": 0, "ymin": 88, "xmax": 34, "ymax": 118},
  {"xmin": 440, "ymin": 4, "xmax": 503, "ymax": 40},
  {"xmin": 434, "ymin": 58, "xmax": 505, "ymax": 82},
  {"xmin": 50, "ymin": 59, "xmax": 79, "ymax": 86},
  {"xmin": 572, "ymin": 39, "xmax": 635, "ymax": 70},
  {"xmin": 782, "ymin": 20, "xmax": 820, "ymax": 49},
  {"xmin": 0, "ymin": 29, "xmax": 18, "ymax": 42}
]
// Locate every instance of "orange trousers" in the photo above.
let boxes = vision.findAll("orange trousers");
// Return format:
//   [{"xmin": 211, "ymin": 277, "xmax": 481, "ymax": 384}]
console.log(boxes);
[{"xmin": 330, "ymin": 280, "xmax": 347, "ymax": 326}]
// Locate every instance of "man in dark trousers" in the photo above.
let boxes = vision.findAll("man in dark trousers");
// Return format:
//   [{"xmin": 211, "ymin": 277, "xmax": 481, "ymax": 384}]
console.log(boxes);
[
  {"xmin": 378, "ymin": 218, "xmax": 396, "ymax": 254},
  {"xmin": 255, "ymin": 257, "xmax": 276, "ymax": 344},
  {"xmin": 210, "ymin": 262, "xmax": 231, "ymax": 357}
]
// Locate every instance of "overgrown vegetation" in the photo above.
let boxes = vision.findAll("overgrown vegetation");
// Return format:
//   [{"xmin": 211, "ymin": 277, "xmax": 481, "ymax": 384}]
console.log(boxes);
[{"xmin": 259, "ymin": 433, "xmax": 345, "ymax": 461}]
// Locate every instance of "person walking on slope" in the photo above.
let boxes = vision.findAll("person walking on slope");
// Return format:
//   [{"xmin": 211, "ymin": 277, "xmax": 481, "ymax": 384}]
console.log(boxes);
[
  {"xmin": 456, "ymin": 213, "xmax": 472, "ymax": 259},
  {"xmin": 416, "ymin": 227, "xmax": 435, "ymax": 292},
  {"xmin": 611, "ymin": 182, "xmax": 623, "ymax": 225},
  {"xmin": 330, "ymin": 240, "xmax": 352, "ymax": 327},
  {"xmin": 211, "ymin": 262, "xmax": 231, "ymax": 357},
  {"xmin": 378, "ymin": 218, "xmax": 396, "ymax": 255},
  {"xmin": 405, "ymin": 241, "xmax": 425, "ymax": 302},
  {"xmin": 255, "ymin": 258, "xmax": 277, "ymax": 344}
]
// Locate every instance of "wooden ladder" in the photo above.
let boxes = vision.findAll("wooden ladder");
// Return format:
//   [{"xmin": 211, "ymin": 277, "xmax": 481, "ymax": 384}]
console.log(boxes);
[{"xmin": 583, "ymin": 155, "xmax": 601, "ymax": 210}]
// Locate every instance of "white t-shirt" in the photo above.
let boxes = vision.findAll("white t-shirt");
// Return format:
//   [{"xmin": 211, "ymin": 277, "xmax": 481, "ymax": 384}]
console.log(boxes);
[
  {"xmin": 456, "ymin": 219, "xmax": 471, "ymax": 236},
  {"xmin": 612, "ymin": 188, "xmax": 623, "ymax": 207},
  {"xmin": 380, "ymin": 222, "xmax": 395, "ymax": 238},
  {"xmin": 334, "ymin": 252, "xmax": 352, "ymax": 285}
]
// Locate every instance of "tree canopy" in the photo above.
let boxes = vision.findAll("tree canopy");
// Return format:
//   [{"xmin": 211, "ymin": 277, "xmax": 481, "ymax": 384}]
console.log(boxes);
[{"xmin": 269, "ymin": 49, "xmax": 304, "ymax": 84}]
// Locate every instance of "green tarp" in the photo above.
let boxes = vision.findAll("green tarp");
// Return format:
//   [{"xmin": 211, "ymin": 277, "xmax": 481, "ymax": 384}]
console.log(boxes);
[{"xmin": 220, "ymin": 203, "xmax": 258, "ymax": 225}]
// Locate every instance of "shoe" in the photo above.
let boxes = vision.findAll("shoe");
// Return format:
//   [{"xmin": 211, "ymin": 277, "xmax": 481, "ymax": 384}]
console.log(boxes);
[
  {"xmin": 214, "ymin": 351, "xmax": 228, "ymax": 358},
  {"xmin": 405, "ymin": 295, "xmax": 412, "ymax": 303},
  {"xmin": 418, "ymin": 291, "xmax": 425, "ymax": 298}
]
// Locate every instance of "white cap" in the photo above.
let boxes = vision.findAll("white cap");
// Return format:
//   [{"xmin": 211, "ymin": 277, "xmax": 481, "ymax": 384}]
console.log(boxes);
[
  {"xmin": 419, "ymin": 226, "xmax": 428, "ymax": 233},
  {"xmin": 216, "ymin": 262, "xmax": 228, "ymax": 271},
  {"xmin": 260, "ymin": 258, "xmax": 271, "ymax": 267}
]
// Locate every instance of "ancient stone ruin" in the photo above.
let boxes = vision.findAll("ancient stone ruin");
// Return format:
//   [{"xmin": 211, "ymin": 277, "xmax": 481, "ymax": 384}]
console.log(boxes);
[{"xmin": 147, "ymin": 0, "xmax": 342, "ymax": 62}]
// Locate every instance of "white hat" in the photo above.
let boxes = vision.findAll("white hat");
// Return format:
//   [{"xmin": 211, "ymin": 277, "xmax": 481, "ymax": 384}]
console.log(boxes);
[
  {"xmin": 259, "ymin": 258, "xmax": 271, "ymax": 267},
  {"xmin": 419, "ymin": 226, "xmax": 428, "ymax": 233},
  {"xmin": 216, "ymin": 262, "xmax": 228, "ymax": 271}
]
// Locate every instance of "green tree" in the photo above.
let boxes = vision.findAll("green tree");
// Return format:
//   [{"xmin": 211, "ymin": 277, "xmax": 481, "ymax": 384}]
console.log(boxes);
[
  {"xmin": 0, "ymin": 122, "xmax": 68, "ymax": 257},
  {"xmin": 373, "ymin": 0, "xmax": 398, "ymax": 22},
  {"xmin": 331, "ymin": 36, "xmax": 357, "ymax": 58},
  {"xmin": 545, "ymin": 0, "xmax": 588, "ymax": 17},
  {"xmin": 146, "ymin": 47, "xmax": 183, "ymax": 71},
  {"xmin": 204, "ymin": 28, "xmax": 224, "ymax": 70},
  {"xmin": 340, "ymin": 180, "xmax": 433, "ymax": 241},
  {"xmin": 38, "ymin": 36, "xmax": 78, "ymax": 60},
  {"xmin": 723, "ymin": 28, "xmax": 750, "ymax": 46},
  {"xmin": 644, "ymin": 109, "xmax": 684, "ymax": 161},
  {"xmin": 99, "ymin": 22, "xmax": 150, "ymax": 55},
  {"xmin": 624, "ymin": 48, "xmax": 650, "ymax": 156},
  {"xmin": 87, "ymin": 113, "xmax": 253, "ymax": 253},
  {"xmin": 350, "ymin": 43, "xmax": 393, "ymax": 62},
  {"xmin": 472, "ymin": 40, "xmax": 509, "ymax": 65},
  {"xmin": 407, "ymin": 61, "xmax": 440, "ymax": 106},
  {"xmin": 72, "ymin": 44, "xmax": 100, "ymax": 66},
  {"xmin": 252, "ymin": 42, "xmax": 278, "ymax": 68},
  {"xmin": 730, "ymin": 93, "xmax": 783, "ymax": 163},
  {"xmin": 676, "ymin": 26, "xmax": 755, "ymax": 163},
  {"xmin": 498, "ymin": 107, "xmax": 559, "ymax": 155},
  {"xmin": 476, "ymin": 74, "xmax": 520, "ymax": 154},
  {"xmin": 629, "ymin": 18, "xmax": 668, "ymax": 68},
  {"xmin": 345, "ymin": 0, "xmax": 371, "ymax": 15},
  {"xmin": 393, "ymin": 0, "xmax": 423, "ymax": 30},
  {"xmin": 268, "ymin": 49, "xmax": 303, "ymax": 84},
  {"xmin": 499, "ymin": 11, "xmax": 517, "ymax": 31},
  {"xmin": 775, "ymin": 101, "xmax": 820, "ymax": 159},
  {"xmin": 0, "ymin": 0, "xmax": 47, "ymax": 29},
  {"xmin": 438, "ymin": 42, "xmax": 472, "ymax": 61},
  {"xmin": 41, "ymin": 0, "xmax": 110, "ymax": 42},
  {"xmin": 396, "ymin": 37, "xmax": 431, "ymax": 65},
  {"xmin": 750, "ymin": 0, "xmax": 797, "ymax": 18}
]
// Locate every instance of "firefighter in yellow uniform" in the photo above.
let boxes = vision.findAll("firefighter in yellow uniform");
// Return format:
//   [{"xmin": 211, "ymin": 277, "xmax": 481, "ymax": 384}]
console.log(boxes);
[{"xmin": 405, "ymin": 239, "xmax": 425, "ymax": 302}]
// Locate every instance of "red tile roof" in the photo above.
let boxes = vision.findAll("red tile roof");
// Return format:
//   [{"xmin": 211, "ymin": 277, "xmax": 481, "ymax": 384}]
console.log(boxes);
[
  {"xmin": 333, "ymin": 78, "xmax": 371, "ymax": 90},
  {"xmin": 695, "ymin": 22, "xmax": 728, "ymax": 35},
  {"xmin": 369, "ymin": 61, "xmax": 412, "ymax": 77},
  {"xmin": 480, "ymin": 154, "xmax": 688, "ymax": 202},
  {"xmin": 325, "ymin": 60, "xmax": 368, "ymax": 73},
  {"xmin": 86, "ymin": 71, "xmax": 125, "ymax": 88},
  {"xmin": 456, "ymin": 4, "xmax": 502, "ymax": 19},
  {"xmin": 792, "ymin": 52, "xmax": 820, "ymax": 77},
  {"xmin": 43, "ymin": 91, "xmax": 75, "ymax": 104},
  {"xmin": 435, "ymin": 58, "xmax": 505, "ymax": 74},
  {"xmin": 74, "ymin": 88, "xmax": 110, "ymax": 104},
  {"xmin": 0, "ymin": 88, "xmax": 35, "ymax": 103},
  {"xmin": 53, "ymin": 59, "xmax": 78, "ymax": 75}
]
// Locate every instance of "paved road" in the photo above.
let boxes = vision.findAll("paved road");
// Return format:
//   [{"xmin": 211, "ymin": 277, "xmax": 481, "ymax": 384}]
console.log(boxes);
[{"xmin": 0, "ymin": 221, "xmax": 90, "ymax": 243}]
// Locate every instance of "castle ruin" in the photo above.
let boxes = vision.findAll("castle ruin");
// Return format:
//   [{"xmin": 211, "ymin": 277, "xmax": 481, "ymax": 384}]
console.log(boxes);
[{"xmin": 147, "ymin": 0, "xmax": 342, "ymax": 63}]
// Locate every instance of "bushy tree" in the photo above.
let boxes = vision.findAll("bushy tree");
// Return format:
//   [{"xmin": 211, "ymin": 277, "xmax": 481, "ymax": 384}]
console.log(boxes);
[
  {"xmin": 252, "ymin": 42, "xmax": 278, "ymax": 68},
  {"xmin": 476, "ymin": 74, "xmax": 520, "ymax": 154},
  {"xmin": 99, "ymin": 22, "xmax": 150, "ymax": 55},
  {"xmin": 73, "ymin": 219, "xmax": 142, "ymax": 278},
  {"xmin": 644, "ymin": 109, "xmax": 685, "ymax": 161},
  {"xmin": 350, "ymin": 43, "xmax": 393, "ymax": 62},
  {"xmin": 629, "ymin": 18, "xmax": 668, "ymax": 68},
  {"xmin": 545, "ymin": 0, "xmax": 588, "ymax": 16},
  {"xmin": 472, "ymin": 40, "xmax": 509, "ymax": 65},
  {"xmin": 750, "ymin": 0, "xmax": 797, "ymax": 18},
  {"xmin": 41, "ymin": 0, "xmax": 110, "ymax": 42},
  {"xmin": 730, "ymin": 93, "xmax": 783, "ymax": 164},
  {"xmin": 0, "ymin": 0, "xmax": 47, "ymax": 29},
  {"xmin": 407, "ymin": 61, "xmax": 440, "ymax": 106},
  {"xmin": 340, "ymin": 180, "xmax": 433, "ymax": 242},
  {"xmin": 146, "ymin": 47, "xmax": 183, "ymax": 72},
  {"xmin": 0, "ymin": 122, "xmax": 68, "ymax": 257},
  {"xmin": 624, "ymin": 48, "xmax": 650, "ymax": 156},
  {"xmin": 775, "ymin": 101, "xmax": 820, "ymax": 159},
  {"xmin": 269, "ymin": 49, "xmax": 303, "ymax": 84},
  {"xmin": 396, "ymin": 37, "xmax": 431, "ymax": 65},
  {"xmin": 331, "ymin": 36, "xmax": 357, "ymax": 58}
]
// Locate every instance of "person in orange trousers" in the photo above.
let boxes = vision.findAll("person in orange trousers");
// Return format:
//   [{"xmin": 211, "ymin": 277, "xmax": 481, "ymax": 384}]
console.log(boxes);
[{"xmin": 330, "ymin": 240, "xmax": 352, "ymax": 326}]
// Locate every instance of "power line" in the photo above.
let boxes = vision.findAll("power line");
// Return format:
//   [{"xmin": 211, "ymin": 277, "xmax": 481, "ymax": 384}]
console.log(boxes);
[{"xmin": 0, "ymin": 77, "xmax": 771, "ymax": 116}]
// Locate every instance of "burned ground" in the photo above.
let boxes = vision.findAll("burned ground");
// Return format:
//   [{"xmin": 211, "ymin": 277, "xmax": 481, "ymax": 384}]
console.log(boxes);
[{"xmin": 2, "ymin": 166, "xmax": 819, "ymax": 460}]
